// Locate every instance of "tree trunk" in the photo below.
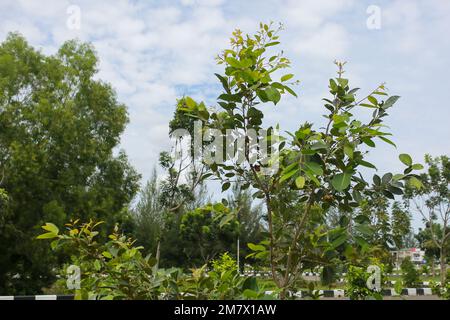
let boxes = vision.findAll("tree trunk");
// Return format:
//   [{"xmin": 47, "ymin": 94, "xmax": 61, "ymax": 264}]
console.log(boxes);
[
  {"xmin": 431, "ymin": 259, "xmax": 436, "ymax": 278},
  {"xmin": 156, "ymin": 240, "xmax": 161, "ymax": 270}
]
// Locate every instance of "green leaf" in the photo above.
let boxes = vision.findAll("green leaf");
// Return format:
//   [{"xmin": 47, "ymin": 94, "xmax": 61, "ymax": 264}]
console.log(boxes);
[
  {"xmin": 218, "ymin": 93, "xmax": 241, "ymax": 102},
  {"xmin": 284, "ymin": 85, "xmax": 298, "ymax": 97},
  {"xmin": 248, "ymin": 243, "xmax": 265, "ymax": 251},
  {"xmin": 367, "ymin": 96, "xmax": 378, "ymax": 106},
  {"xmin": 222, "ymin": 182, "xmax": 231, "ymax": 192},
  {"xmin": 225, "ymin": 57, "xmax": 241, "ymax": 68},
  {"xmin": 310, "ymin": 141, "xmax": 328, "ymax": 150},
  {"xmin": 280, "ymin": 168, "xmax": 299, "ymax": 183},
  {"xmin": 399, "ymin": 153, "xmax": 412, "ymax": 166},
  {"xmin": 264, "ymin": 86, "xmax": 281, "ymax": 105},
  {"xmin": 408, "ymin": 176, "xmax": 423, "ymax": 189},
  {"xmin": 331, "ymin": 234, "xmax": 348, "ymax": 249},
  {"xmin": 383, "ymin": 95, "xmax": 400, "ymax": 109},
  {"xmin": 358, "ymin": 160, "xmax": 377, "ymax": 170},
  {"xmin": 42, "ymin": 223, "xmax": 59, "ymax": 234},
  {"xmin": 242, "ymin": 289, "xmax": 259, "ymax": 299},
  {"xmin": 184, "ymin": 96, "xmax": 196, "ymax": 108},
  {"xmin": 382, "ymin": 173, "xmax": 393, "ymax": 184},
  {"xmin": 242, "ymin": 277, "xmax": 259, "ymax": 292},
  {"xmin": 36, "ymin": 232, "xmax": 58, "ymax": 240},
  {"xmin": 281, "ymin": 74, "xmax": 294, "ymax": 82},
  {"xmin": 352, "ymin": 190, "xmax": 363, "ymax": 203},
  {"xmin": 265, "ymin": 41, "xmax": 280, "ymax": 47},
  {"xmin": 360, "ymin": 103, "xmax": 377, "ymax": 109},
  {"xmin": 355, "ymin": 224, "xmax": 373, "ymax": 236},
  {"xmin": 50, "ymin": 240, "xmax": 59, "ymax": 250},
  {"xmin": 215, "ymin": 73, "xmax": 230, "ymax": 93},
  {"xmin": 102, "ymin": 251, "xmax": 112, "ymax": 259},
  {"xmin": 411, "ymin": 163, "xmax": 424, "ymax": 170},
  {"xmin": 295, "ymin": 176, "xmax": 306, "ymax": 189},
  {"xmin": 362, "ymin": 137, "xmax": 375, "ymax": 148},
  {"xmin": 379, "ymin": 136, "xmax": 397, "ymax": 147},
  {"xmin": 344, "ymin": 144, "xmax": 354, "ymax": 159},
  {"xmin": 303, "ymin": 161, "xmax": 323, "ymax": 176},
  {"xmin": 354, "ymin": 236, "xmax": 369, "ymax": 248},
  {"xmin": 331, "ymin": 172, "xmax": 352, "ymax": 192},
  {"xmin": 337, "ymin": 78, "xmax": 349, "ymax": 87}
]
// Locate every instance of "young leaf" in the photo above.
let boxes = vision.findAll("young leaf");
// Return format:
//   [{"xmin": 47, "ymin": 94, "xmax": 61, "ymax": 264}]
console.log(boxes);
[
  {"xmin": 408, "ymin": 176, "xmax": 423, "ymax": 189},
  {"xmin": 281, "ymin": 74, "xmax": 294, "ymax": 82},
  {"xmin": 42, "ymin": 223, "xmax": 59, "ymax": 234},
  {"xmin": 399, "ymin": 153, "xmax": 412, "ymax": 166},
  {"xmin": 295, "ymin": 176, "xmax": 306, "ymax": 189}
]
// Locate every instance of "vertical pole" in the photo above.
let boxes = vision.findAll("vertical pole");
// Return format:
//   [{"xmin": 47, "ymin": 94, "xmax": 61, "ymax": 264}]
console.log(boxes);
[{"xmin": 237, "ymin": 237, "xmax": 240, "ymax": 274}]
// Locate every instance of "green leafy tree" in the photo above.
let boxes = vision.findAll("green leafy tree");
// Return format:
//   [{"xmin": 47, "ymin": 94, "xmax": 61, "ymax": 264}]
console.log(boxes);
[
  {"xmin": 416, "ymin": 224, "xmax": 447, "ymax": 277},
  {"xmin": 177, "ymin": 23, "xmax": 422, "ymax": 298},
  {"xmin": 0, "ymin": 33, "xmax": 140, "ymax": 294},
  {"xmin": 132, "ymin": 168, "xmax": 165, "ymax": 260},
  {"xmin": 180, "ymin": 203, "xmax": 239, "ymax": 266},
  {"xmin": 405, "ymin": 155, "xmax": 450, "ymax": 284},
  {"xmin": 400, "ymin": 257, "xmax": 420, "ymax": 287},
  {"xmin": 227, "ymin": 183, "xmax": 264, "ymax": 269},
  {"xmin": 134, "ymin": 149, "xmax": 211, "ymax": 268},
  {"xmin": 391, "ymin": 201, "xmax": 412, "ymax": 249}
]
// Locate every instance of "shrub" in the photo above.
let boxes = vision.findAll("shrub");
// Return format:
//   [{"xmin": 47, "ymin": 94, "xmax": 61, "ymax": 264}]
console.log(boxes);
[
  {"xmin": 400, "ymin": 257, "xmax": 420, "ymax": 287},
  {"xmin": 37, "ymin": 220, "xmax": 270, "ymax": 300},
  {"xmin": 345, "ymin": 265, "xmax": 383, "ymax": 300}
]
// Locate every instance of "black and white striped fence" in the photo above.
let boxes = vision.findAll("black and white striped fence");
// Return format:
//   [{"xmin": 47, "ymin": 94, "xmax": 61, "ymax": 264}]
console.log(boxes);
[
  {"xmin": 0, "ymin": 288, "xmax": 434, "ymax": 300},
  {"xmin": 0, "ymin": 295, "xmax": 74, "ymax": 300}
]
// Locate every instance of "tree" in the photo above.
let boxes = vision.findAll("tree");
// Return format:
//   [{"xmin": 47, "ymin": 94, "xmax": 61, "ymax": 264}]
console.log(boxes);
[
  {"xmin": 401, "ymin": 257, "xmax": 420, "ymax": 287},
  {"xmin": 391, "ymin": 201, "xmax": 412, "ymax": 249},
  {"xmin": 177, "ymin": 22, "xmax": 422, "ymax": 298},
  {"xmin": 0, "ymin": 33, "xmax": 140, "ymax": 294},
  {"xmin": 132, "ymin": 168, "xmax": 165, "ymax": 258},
  {"xmin": 227, "ymin": 183, "xmax": 264, "ymax": 268},
  {"xmin": 405, "ymin": 155, "xmax": 450, "ymax": 284},
  {"xmin": 416, "ymin": 225, "xmax": 441, "ymax": 277},
  {"xmin": 179, "ymin": 203, "xmax": 239, "ymax": 266}
]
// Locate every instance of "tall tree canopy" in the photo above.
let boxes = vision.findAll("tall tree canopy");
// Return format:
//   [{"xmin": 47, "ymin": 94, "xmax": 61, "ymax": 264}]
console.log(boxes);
[{"xmin": 0, "ymin": 33, "xmax": 140, "ymax": 294}]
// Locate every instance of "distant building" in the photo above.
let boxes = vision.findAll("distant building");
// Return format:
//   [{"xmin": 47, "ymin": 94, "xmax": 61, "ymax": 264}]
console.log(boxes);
[{"xmin": 392, "ymin": 248, "xmax": 426, "ymax": 266}]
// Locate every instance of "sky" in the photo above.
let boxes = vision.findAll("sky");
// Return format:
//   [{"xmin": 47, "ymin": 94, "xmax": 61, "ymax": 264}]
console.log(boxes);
[{"xmin": 1, "ymin": 0, "xmax": 449, "ymax": 229}]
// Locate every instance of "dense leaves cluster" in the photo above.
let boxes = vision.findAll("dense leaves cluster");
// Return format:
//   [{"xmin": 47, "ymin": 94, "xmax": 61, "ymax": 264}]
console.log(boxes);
[{"xmin": 0, "ymin": 33, "xmax": 140, "ymax": 294}]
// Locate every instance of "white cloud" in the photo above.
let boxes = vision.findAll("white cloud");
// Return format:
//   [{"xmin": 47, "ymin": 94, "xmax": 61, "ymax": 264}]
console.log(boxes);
[
  {"xmin": 1, "ymin": 0, "xmax": 449, "ymax": 203},
  {"xmin": 290, "ymin": 23, "xmax": 349, "ymax": 60}
]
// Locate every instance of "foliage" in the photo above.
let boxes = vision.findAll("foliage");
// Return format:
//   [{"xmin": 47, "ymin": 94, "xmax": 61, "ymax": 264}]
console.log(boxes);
[
  {"xmin": 176, "ymin": 22, "xmax": 422, "ymax": 298},
  {"xmin": 391, "ymin": 202, "xmax": 412, "ymax": 249},
  {"xmin": 400, "ymin": 257, "xmax": 420, "ymax": 287},
  {"xmin": 0, "ymin": 33, "xmax": 140, "ymax": 294},
  {"xmin": 180, "ymin": 203, "xmax": 239, "ymax": 266},
  {"xmin": 38, "ymin": 220, "xmax": 175, "ymax": 299},
  {"xmin": 211, "ymin": 252, "xmax": 237, "ymax": 274},
  {"xmin": 227, "ymin": 183, "xmax": 265, "ymax": 267},
  {"xmin": 132, "ymin": 168, "xmax": 165, "ymax": 257},
  {"xmin": 405, "ymin": 155, "xmax": 449, "ymax": 284},
  {"xmin": 345, "ymin": 265, "xmax": 383, "ymax": 300},
  {"xmin": 37, "ymin": 220, "xmax": 270, "ymax": 300},
  {"xmin": 430, "ymin": 281, "xmax": 450, "ymax": 300}
]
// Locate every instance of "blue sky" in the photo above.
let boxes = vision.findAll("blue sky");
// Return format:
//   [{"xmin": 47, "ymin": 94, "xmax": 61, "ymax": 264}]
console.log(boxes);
[{"xmin": 1, "ymin": 0, "xmax": 449, "ymax": 228}]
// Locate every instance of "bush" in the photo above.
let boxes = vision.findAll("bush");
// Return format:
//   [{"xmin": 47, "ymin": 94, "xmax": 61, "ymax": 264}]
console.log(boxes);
[
  {"xmin": 211, "ymin": 252, "xmax": 237, "ymax": 274},
  {"xmin": 400, "ymin": 257, "xmax": 420, "ymax": 287},
  {"xmin": 37, "ymin": 220, "xmax": 271, "ymax": 300},
  {"xmin": 345, "ymin": 265, "xmax": 383, "ymax": 300}
]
